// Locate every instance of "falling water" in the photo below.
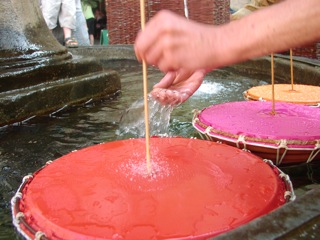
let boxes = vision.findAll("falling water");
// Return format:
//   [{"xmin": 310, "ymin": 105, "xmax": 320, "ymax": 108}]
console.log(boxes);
[{"xmin": 116, "ymin": 94, "xmax": 174, "ymax": 138}]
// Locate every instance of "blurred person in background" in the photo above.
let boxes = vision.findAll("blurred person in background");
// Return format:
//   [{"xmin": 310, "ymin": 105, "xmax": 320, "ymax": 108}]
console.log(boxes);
[
  {"xmin": 41, "ymin": 0, "xmax": 79, "ymax": 47},
  {"xmin": 94, "ymin": 9, "xmax": 107, "ymax": 40},
  {"xmin": 74, "ymin": 0, "xmax": 90, "ymax": 46},
  {"xmin": 81, "ymin": 0, "xmax": 95, "ymax": 45}
]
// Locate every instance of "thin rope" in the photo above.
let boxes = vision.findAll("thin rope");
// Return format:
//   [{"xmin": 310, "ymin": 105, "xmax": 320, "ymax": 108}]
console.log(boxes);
[
  {"xmin": 140, "ymin": 0, "xmax": 151, "ymax": 174},
  {"xmin": 193, "ymin": 116, "xmax": 319, "ymax": 146},
  {"xmin": 290, "ymin": 49, "xmax": 295, "ymax": 91},
  {"xmin": 271, "ymin": 53, "xmax": 276, "ymax": 115}
]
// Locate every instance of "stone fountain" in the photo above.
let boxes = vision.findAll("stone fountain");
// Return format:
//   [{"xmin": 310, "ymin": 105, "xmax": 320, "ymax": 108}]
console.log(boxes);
[
  {"xmin": 1, "ymin": 0, "xmax": 320, "ymax": 239},
  {"xmin": 0, "ymin": 0, "xmax": 121, "ymax": 126}
]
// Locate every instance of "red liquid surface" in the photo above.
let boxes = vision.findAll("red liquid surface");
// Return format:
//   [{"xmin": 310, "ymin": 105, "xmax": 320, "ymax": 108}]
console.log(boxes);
[{"xmin": 20, "ymin": 138, "xmax": 286, "ymax": 239}]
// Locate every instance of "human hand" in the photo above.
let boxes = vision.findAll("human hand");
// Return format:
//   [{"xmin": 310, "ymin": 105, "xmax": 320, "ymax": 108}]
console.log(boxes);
[
  {"xmin": 150, "ymin": 69, "xmax": 206, "ymax": 105},
  {"xmin": 134, "ymin": 10, "xmax": 217, "ymax": 73},
  {"xmin": 135, "ymin": 10, "xmax": 215, "ymax": 105}
]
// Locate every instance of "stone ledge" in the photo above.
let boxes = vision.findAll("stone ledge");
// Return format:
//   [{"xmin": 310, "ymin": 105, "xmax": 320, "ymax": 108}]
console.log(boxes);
[
  {"xmin": 214, "ymin": 187, "xmax": 320, "ymax": 239},
  {"xmin": 0, "ymin": 70, "xmax": 120, "ymax": 126}
]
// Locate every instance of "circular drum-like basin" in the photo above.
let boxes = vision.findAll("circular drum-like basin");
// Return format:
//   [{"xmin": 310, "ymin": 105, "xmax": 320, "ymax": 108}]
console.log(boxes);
[
  {"xmin": 244, "ymin": 84, "xmax": 320, "ymax": 106},
  {"xmin": 11, "ymin": 137, "xmax": 293, "ymax": 239},
  {"xmin": 193, "ymin": 101, "xmax": 320, "ymax": 165}
]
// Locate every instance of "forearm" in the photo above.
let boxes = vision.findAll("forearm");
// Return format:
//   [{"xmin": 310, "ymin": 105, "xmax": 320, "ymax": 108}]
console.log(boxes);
[{"xmin": 211, "ymin": 0, "xmax": 320, "ymax": 69}]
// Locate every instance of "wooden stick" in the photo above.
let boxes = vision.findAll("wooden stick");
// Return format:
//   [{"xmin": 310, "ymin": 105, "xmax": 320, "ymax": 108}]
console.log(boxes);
[
  {"xmin": 271, "ymin": 53, "xmax": 276, "ymax": 115},
  {"xmin": 290, "ymin": 48, "xmax": 294, "ymax": 91},
  {"xmin": 140, "ymin": 0, "xmax": 151, "ymax": 174}
]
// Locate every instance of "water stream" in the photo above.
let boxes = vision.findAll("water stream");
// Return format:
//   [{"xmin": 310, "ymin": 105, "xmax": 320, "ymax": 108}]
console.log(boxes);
[{"xmin": 0, "ymin": 60, "xmax": 319, "ymax": 239}]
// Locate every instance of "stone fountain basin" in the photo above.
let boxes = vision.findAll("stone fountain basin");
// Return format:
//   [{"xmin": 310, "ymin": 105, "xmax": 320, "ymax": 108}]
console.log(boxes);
[{"xmin": 3, "ymin": 44, "xmax": 320, "ymax": 238}]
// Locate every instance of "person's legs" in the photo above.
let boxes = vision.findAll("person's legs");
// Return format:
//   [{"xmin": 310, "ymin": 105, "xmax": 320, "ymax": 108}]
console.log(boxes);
[
  {"xmin": 41, "ymin": 0, "xmax": 62, "ymax": 30},
  {"xmin": 86, "ymin": 18, "xmax": 95, "ymax": 45},
  {"xmin": 59, "ymin": 0, "xmax": 78, "ymax": 47},
  {"xmin": 62, "ymin": 27, "xmax": 72, "ymax": 40},
  {"xmin": 63, "ymin": 28, "xmax": 78, "ymax": 47},
  {"xmin": 89, "ymin": 34, "xmax": 94, "ymax": 46},
  {"xmin": 74, "ymin": 11, "xmax": 90, "ymax": 46},
  {"xmin": 73, "ymin": 0, "xmax": 90, "ymax": 46}
]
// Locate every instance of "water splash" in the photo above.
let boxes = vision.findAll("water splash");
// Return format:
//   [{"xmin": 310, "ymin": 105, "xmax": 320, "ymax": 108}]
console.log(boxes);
[
  {"xmin": 118, "ymin": 154, "xmax": 173, "ymax": 182},
  {"xmin": 116, "ymin": 95, "xmax": 174, "ymax": 138},
  {"xmin": 193, "ymin": 81, "xmax": 224, "ymax": 95}
]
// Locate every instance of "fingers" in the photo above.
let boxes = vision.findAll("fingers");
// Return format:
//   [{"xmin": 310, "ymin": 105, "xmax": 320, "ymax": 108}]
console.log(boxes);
[
  {"xmin": 153, "ymin": 71, "xmax": 176, "ymax": 89},
  {"xmin": 135, "ymin": 10, "xmax": 208, "ymax": 106},
  {"xmin": 153, "ymin": 69, "xmax": 197, "ymax": 90},
  {"xmin": 134, "ymin": 30, "xmax": 143, "ymax": 62},
  {"xmin": 135, "ymin": 10, "xmax": 191, "ymax": 72},
  {"xmin": 134, "ymin": 10, "xmax": 173, "ymax": 64},
  {"xmin": 135, "ymin": 29, "xmax": 165, "ymax": 67},
  {"xmin": 151, "ymin": 69, "xmax": 206, "ymax": 106},
  {"xmin": 175, "ymin": 70, "xmax": 206, "ymax": 97},
  {"xmin": 151, "ymin": 88, "xmax": 183, "ymax": 106},
  {"xmin": 173, "ymin": 69, "xmax": 195, "ymax": 85}
]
